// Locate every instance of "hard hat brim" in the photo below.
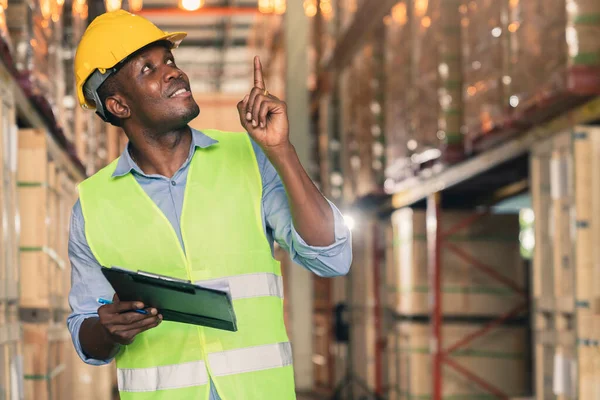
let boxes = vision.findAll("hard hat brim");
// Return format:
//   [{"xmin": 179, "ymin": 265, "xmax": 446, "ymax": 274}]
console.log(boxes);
[{"xmin": 161, "ymin": 31, "xmax": 187, "ymax": 49}]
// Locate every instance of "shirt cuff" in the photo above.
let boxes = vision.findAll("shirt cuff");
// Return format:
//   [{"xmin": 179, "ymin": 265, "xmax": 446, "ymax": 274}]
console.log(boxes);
[
  {"xmin": 67, "ymin": 313, "xmax": 119, "ymax": 366},
  {"xmin": 290, "ymin": 198, "xmax": 350, "ymax": 260}
]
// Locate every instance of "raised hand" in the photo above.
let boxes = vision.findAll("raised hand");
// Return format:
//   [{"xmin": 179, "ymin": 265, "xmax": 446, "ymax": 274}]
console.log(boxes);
[{"xmin": 237, "ymin": 56, "xmax": 290, "ymax": 152}]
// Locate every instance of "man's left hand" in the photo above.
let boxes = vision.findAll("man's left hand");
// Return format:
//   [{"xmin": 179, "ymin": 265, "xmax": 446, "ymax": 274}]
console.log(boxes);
[{"xmin": 237, "ymin": 56, "xmax": 290, "ymax": 153}]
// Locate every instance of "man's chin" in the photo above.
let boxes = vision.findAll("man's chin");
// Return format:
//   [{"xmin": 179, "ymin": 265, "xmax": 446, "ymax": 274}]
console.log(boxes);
[{"xmin": 171, "ymin": 104, "xmax": 200, "ymax": 128}]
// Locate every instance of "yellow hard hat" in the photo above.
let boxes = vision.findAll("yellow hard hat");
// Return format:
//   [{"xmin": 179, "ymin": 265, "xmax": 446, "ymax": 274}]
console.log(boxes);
[{"xmin": 74, "ymin": 10, "xmax": 186, "ymax": 116}]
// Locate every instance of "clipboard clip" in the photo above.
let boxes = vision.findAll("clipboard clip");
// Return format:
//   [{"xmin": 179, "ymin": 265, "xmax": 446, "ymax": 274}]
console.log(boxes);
[{"xmin": 136, "ymin": 270, "xmax": 192, "ymax": 284}]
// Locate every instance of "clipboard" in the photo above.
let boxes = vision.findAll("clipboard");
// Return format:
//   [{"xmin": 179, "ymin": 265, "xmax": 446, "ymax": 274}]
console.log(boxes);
[{"xmin": 101, "ymin": 266, "xmax": 237, "ymax": 332}]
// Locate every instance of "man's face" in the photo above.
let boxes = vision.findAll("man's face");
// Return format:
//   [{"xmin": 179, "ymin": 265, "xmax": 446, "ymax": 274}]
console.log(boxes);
[{"xmin": 117, "ymin": 43, "xmax": 200, "ymax": 131}]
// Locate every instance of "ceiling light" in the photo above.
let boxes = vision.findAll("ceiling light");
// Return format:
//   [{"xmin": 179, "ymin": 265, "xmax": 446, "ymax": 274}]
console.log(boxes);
[
  {"xmin": 274, "ymin": 0, "xmax": 286, "ymax": 14},
  {"xmin": 303, "ymin": 0, "xmax": 317, "ymax": 17},
  {"xmin": 105, "ymin": 0, "xmax": 122, "ymax": 12},
  {"xmin": 179, "ymin": 0, "xmax": 203, "ymax": 12},
  {"xmin": 129, "ymin": 0, "xmax": 142, "ymax": 12},
  {"xmin": 258, "ymin": 0, "xmax": 273, "ymax": 13}
]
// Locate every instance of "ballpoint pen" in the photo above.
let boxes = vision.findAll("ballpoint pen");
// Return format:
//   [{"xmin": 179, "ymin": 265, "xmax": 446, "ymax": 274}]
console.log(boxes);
[{"xmin": 97, "ymin": 297, "xmax": 149, "ymax": 315}]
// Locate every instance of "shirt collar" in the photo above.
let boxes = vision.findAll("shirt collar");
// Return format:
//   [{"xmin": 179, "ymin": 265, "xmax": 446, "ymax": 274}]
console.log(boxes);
[{"xmin": 112, "ymin": 128, "xmax": 219, "ymax": 178}]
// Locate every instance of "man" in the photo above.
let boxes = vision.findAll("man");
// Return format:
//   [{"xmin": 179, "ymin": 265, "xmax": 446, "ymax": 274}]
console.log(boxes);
[{"xmin": 67, "ymin": 9, "xmax": 352, "ymax": 400}]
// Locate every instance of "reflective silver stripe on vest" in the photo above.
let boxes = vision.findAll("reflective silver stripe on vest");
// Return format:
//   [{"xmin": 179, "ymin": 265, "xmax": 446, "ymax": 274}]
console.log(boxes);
[
  {"xmin": 118, "ymin": 360, "xmax": 209, "ymax": 392},
  {"xmin": 208, "ymin": 342, "xmax": 293, "ymax": 377},
  {"xmin": 195, "ymin": 273, "xmax": 284, "ymax": 300}
]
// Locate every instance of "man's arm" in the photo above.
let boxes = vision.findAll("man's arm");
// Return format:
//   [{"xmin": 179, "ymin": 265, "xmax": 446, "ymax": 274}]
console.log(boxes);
[
  {"xmin": 67, "ymin": 200, "xmax": 161, "ymax": 363},
  {"xmin": 250, "ymin": 138, "xmax": 352, "ymax": 277},
  {"xmin": 264, "ymin": 143, "xmax": 335, "ymax": 247},
  {"xmin": 237, "ymin": 56, "xmax": 343, "ymax": 249}
]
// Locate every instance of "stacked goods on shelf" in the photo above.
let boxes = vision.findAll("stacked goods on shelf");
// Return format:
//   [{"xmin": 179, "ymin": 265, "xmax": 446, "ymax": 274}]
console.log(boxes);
[
  {"xmin": 328, "ymin": 262, "xmax": 349, "ymax": 389},
  {"xmin": 317, "ymin": 0, "xmax": 336, "ymax": 66},
  {"xmin": 64, "ymin": 347, "xmax": 115, "ymax": 400},
  {"xmin": 312, "ymin": 306, "xmax": 333, "ymax": 394},
  {"xmin": 0, "ymin": 54, "xmax": 19, "ymax": 314},
  {"xmin": 338, "ymin": 0, "xmax": 359, "ymax": 34},
  {"xmin": 438, "ymin": 0, "xmax": 463, "ymax": 163},
  {"xmin": 407, "ymin": 0, "xmax": 441, "ymax": 157},
  {"xmin": 384, "ymin": 0, "xmax": 463, "ymax": 187},
  {"xmin": 388, "ymin": 208, "xmax": 526, "ymax": 316},
  {"xmin": 460, "ymin": 0, "xmax": 509, "ymax": 152},
  {"xmin": 466, "ymin": 0, "xmax": 600, "ymax": 153},
  {"xmin": 18, "ymin": 129, "xmax": 69, "ymax": 319},
  {"xmin": 383, "ymin": 2, "xmax": 412, "ymax": 185},
  {"xmin": 61, "ymin": 0, "xmax": 88, "ymax": 144},
  {"xmin": 340, "ymin": 42, "xmax": 377, "ymax": 200},
  {"xmin": 348, "ymin": 219, "xmax": 377, "ymax": 397},
  {"xmin": 0, "ymin": 60, "xmax": 24, "ymax": 400},
  {"xmin": 531, "ymin": 126, "xmax": 600, "ymax": 399},
  {"xmin": 505, "ymin": 0, "xmax": 568, "ymax": 122},
  {"xmin": 507, "ymin": 0, "xmax": 600, "ymax": 121},
  {"xmin": 0, "ymin": 5, "xmax": 12, "ymax": 60},
  {"xmin": 566, "ymin": 0, "xmax": 600, "ymax": 93},
  {"xmin": 22, "ymin": 322, "xmax": 115, "ymax": 400},
  {"xmin": 313, "ymin": 263, "xmax": 333, "ymax": 393},
  {"xmin": 385, "ymin": 208, "xmax": 530, "ymax": 399},
  {"xmin": 22, "ymin": 322, "xmax": 70, "ymax": 400},
  {"xmin": 16, "ymin": 128, "xmax": 117, "ymax": 399},
  {"xmin": 388, "ymin": 323, "xmax": 528, "ymax": 400},
  {"xmin": 6, "ymin": 0, "xmax": 66, "ymax": 128}
]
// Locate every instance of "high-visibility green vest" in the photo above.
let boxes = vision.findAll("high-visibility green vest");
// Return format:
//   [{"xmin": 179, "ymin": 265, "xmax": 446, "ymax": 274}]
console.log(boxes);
[{"xmin": 78, "ymin": 129, "xmax": 296, "ymax": 400}]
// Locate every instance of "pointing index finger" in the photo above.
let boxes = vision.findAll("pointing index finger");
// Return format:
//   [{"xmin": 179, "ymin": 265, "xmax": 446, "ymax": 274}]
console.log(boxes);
[{"xmin": 254, "ymin": 56, "xmax": 265, "ymax": 90}]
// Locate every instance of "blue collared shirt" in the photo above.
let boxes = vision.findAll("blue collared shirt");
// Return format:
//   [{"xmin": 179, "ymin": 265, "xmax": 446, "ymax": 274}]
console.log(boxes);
[{"xmin": 66, "ymin": 128, "xmax": 352, "ymax": 399}]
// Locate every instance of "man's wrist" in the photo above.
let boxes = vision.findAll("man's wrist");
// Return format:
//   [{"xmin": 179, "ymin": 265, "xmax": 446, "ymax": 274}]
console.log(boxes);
[{"xmin": 263, "ymin": 141, "xmax": 296, "ymax": 169}]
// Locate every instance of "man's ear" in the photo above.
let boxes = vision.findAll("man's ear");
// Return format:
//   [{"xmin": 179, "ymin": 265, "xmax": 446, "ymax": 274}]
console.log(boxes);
[{"xmin": 105, "ymin": 95, "xmax": 130, "ymax": 120}]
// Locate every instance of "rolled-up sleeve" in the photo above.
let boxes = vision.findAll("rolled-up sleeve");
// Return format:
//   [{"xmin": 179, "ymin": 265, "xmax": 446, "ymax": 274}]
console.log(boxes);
[
  {"xmin": 66, "ymin": 199, "xmax": 118, "ymax": 366},
  {"xmin": 251, "ymin": 138, "xmax": 352, "ymax": 277}
]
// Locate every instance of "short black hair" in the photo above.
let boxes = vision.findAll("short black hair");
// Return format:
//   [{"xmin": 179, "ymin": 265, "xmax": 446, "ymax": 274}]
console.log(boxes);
[{"xmin": 97, "ymin": 74, "xmax": 123, "ymax": 127}]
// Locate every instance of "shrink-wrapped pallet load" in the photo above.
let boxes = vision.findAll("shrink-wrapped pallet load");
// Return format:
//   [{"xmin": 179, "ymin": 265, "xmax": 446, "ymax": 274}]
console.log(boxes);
[
  {"xmin": 384, "ymin": 3, "xmax": 412, "ymax": 184},
  {"xmin": 6, "ymin": 0, "xmax": 66, "ymax": 132},
  {"xmin": 339, "ymin": 0, "xmax": 359, "ymax": 34},
  {"xmin": 461, "ymin": 0, "xmax": 509, "ymax": 149},
  {"xmin": 438, "ymin": 0, "xmax": 464, "ymax": 163},
  {"xmin": 408, "ymin": 0, "xmax": 441, "ymax": 154},
  {"xmin": 387, "ymin": 322, "xmax": 529, "ymax": 399},
  {"xmin": 0, "ymin": 70, "xmax": 23, "ymax": 400},
  {"xmin": 341, "ymin": 43, "xmax": 378, "ymax": 199},
  {"xmin": 388, "ymin": 208, "xmax": 526, "ymax": 316},
  {"xmin": 505, "ymin": 0, "xmax": 568, "ymax": 119},
  {"xmin": 565, "ymin": 0, "xmax": 600, "ymax": 94},
  {"xmin": 466, "ymin": 0, "xmax": 600, "ymax": 152},
  {"xmin": 531, "ymin": 127, "xmax": 600, "ymax": 399}
]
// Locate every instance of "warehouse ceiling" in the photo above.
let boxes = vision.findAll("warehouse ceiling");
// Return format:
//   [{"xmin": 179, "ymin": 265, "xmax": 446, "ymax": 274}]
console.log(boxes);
[{"xmin": 128, "ymin": 0, "xmax": 274, "ymax": 94}]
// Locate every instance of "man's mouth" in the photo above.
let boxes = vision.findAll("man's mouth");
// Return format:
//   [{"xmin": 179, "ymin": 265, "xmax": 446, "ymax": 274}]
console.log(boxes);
[{"xmin": 169, "ymin": 88, "xmax": 191, "ymax": 98}]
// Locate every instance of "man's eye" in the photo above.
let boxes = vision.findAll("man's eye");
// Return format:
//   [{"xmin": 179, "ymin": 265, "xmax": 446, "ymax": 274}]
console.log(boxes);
[
  {"xmin": 167, "ymin": 59, "xmax": 174, "ymax": 65},
  {"xmin": 142, "ymin": 64, "xmax": 151, "ymax": 73}
]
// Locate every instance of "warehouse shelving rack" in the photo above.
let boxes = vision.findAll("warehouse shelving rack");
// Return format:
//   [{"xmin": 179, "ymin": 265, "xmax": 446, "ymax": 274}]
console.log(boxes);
[
  {"xmin": 0, "ymin": 60, "xmax": 85, "ymax": 179},
  {"xmin": 310, "ymin": 0, "xmax": 600, "ymax": 398},
  {"xmin": 0, "ymin": 54, "xmax": 87, "ymax": 183},
  {"xmin": 365, "ymin": 83, "xmax": 600, "ymax": 400}
]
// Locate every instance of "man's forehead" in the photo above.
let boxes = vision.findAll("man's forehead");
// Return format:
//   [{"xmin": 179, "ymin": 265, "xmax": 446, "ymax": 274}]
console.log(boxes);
[{"xmin": 131, "ymin": 43, "xmax": 174, "ymax": 63}]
